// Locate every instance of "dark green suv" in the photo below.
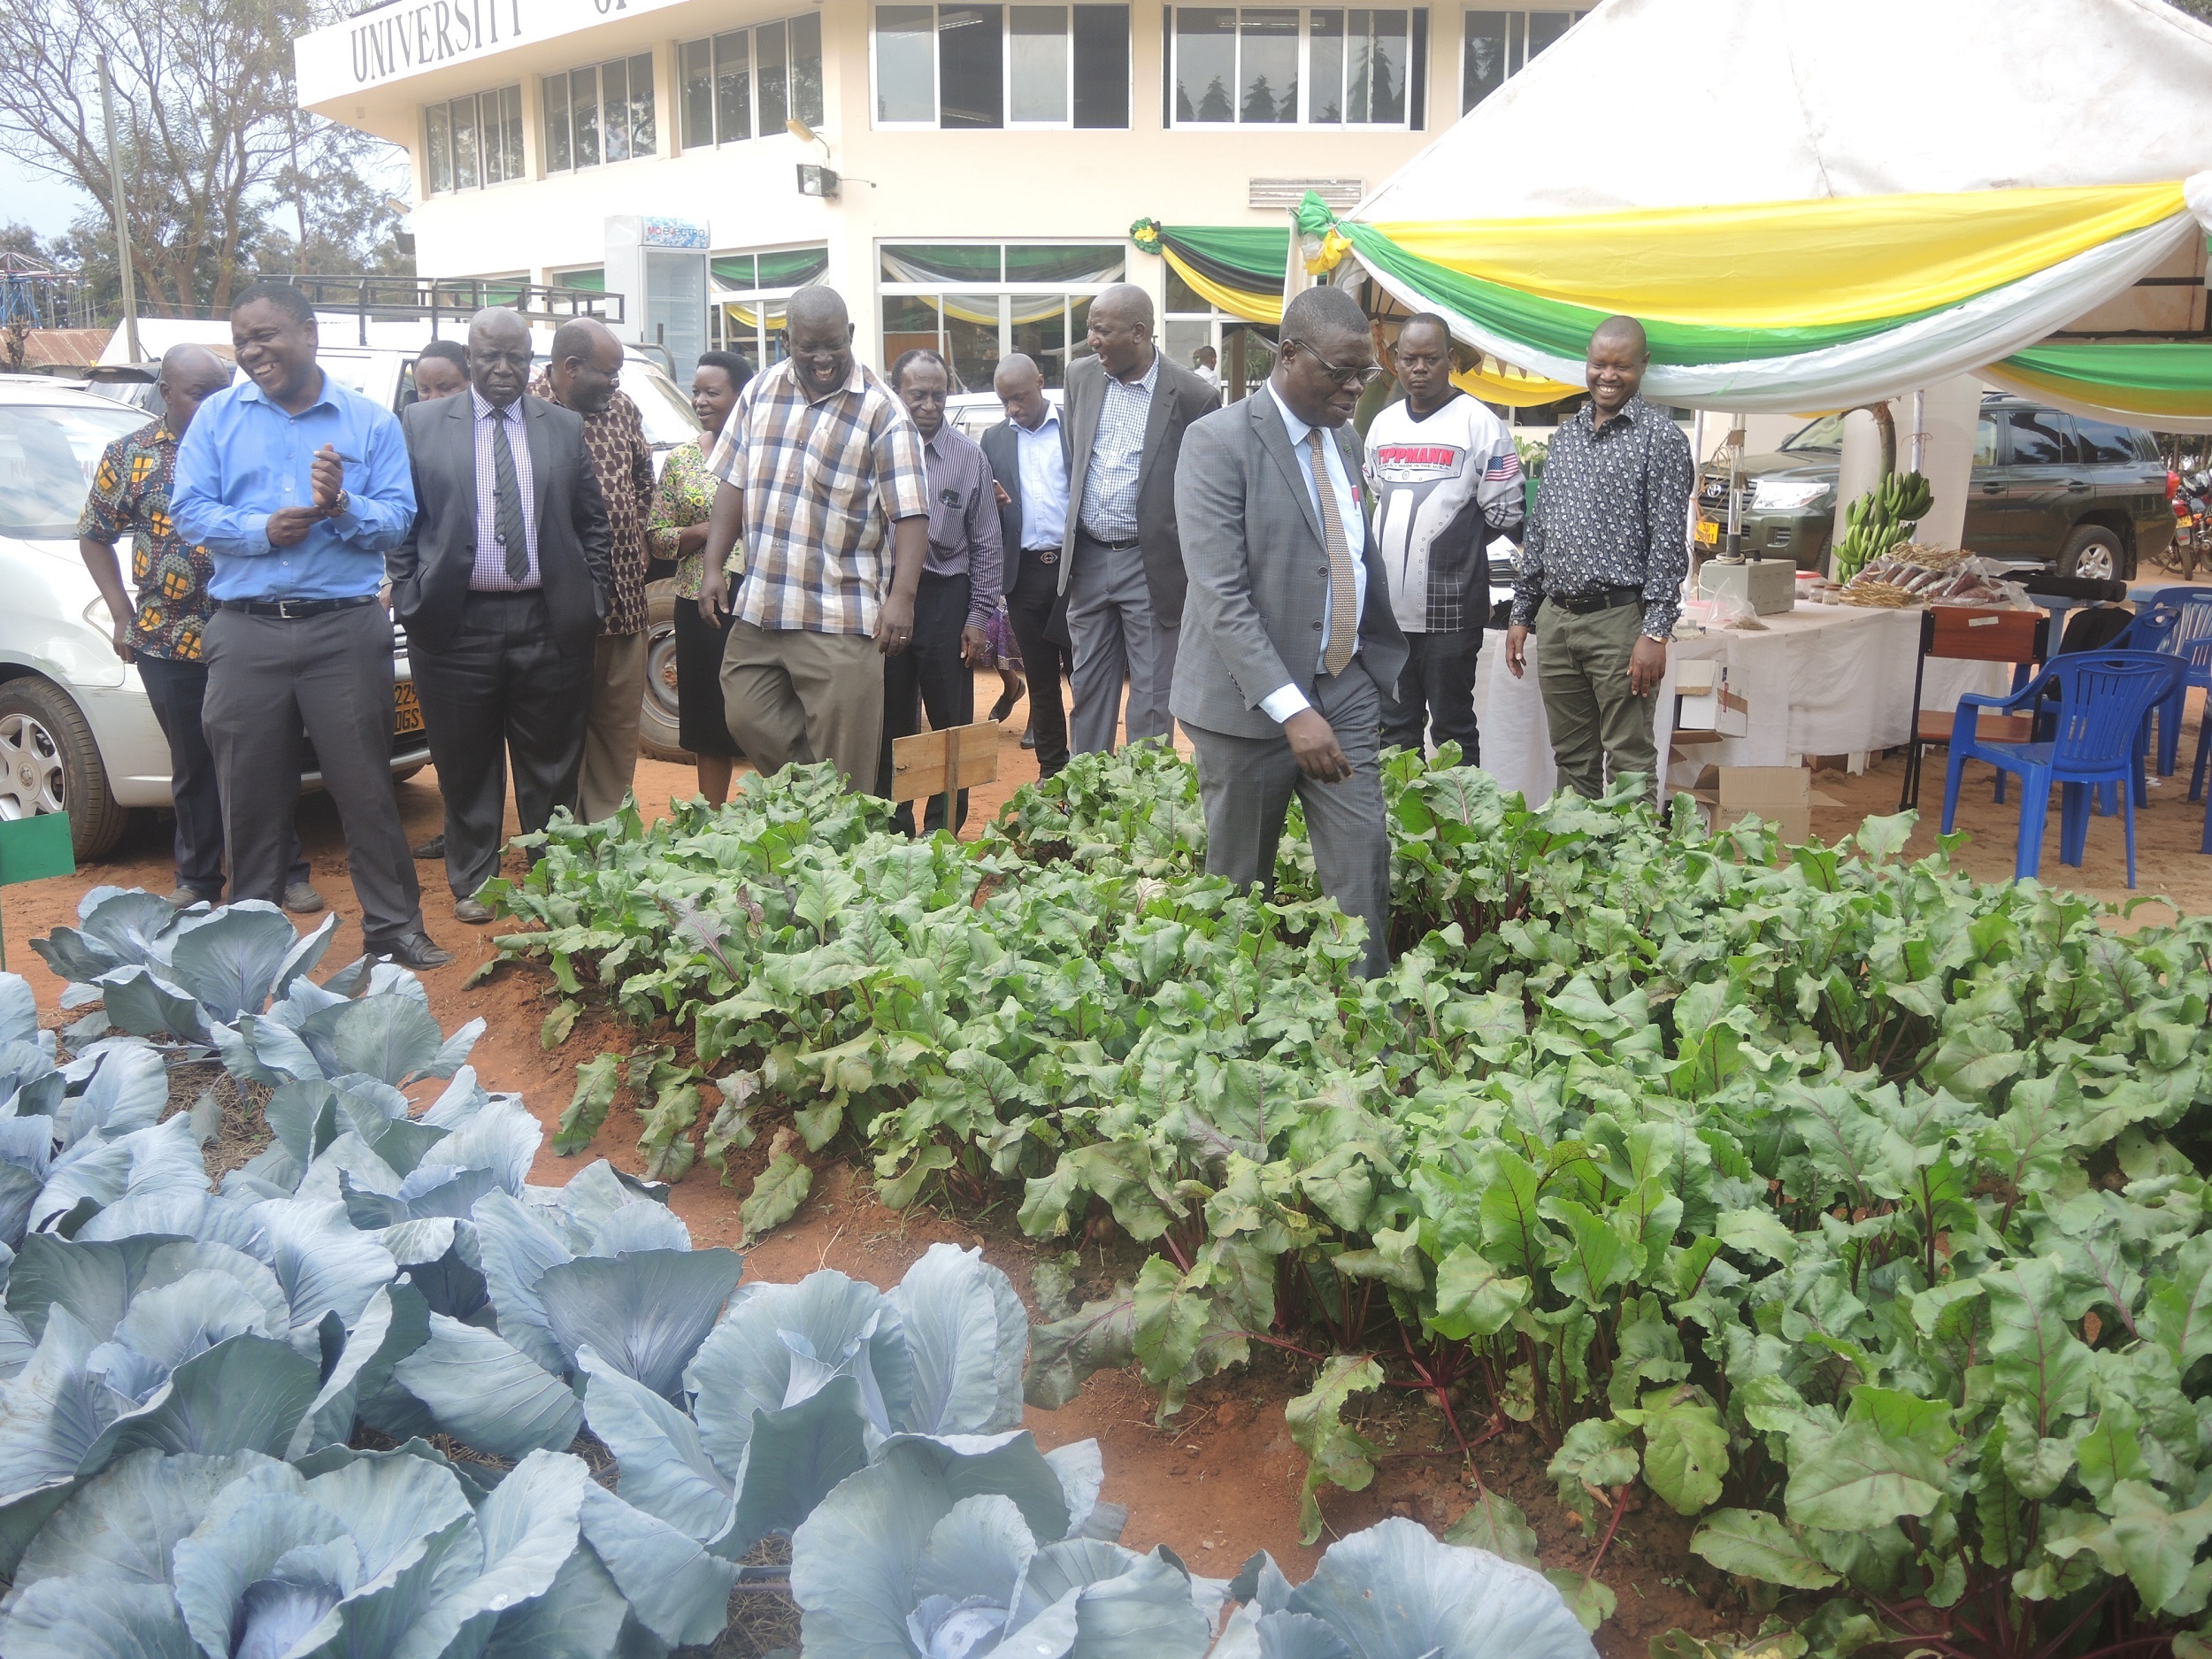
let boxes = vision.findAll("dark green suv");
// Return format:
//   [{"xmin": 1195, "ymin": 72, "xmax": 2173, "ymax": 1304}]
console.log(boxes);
[{"xmin": 1698, "ymin": 392, "xmax": 2176, "ymax": 580}]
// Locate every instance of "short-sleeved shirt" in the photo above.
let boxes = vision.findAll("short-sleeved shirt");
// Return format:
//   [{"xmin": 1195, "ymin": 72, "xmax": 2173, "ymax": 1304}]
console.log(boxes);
[
  {"xmin": 703, "ymin": 358, "xmax": 931, "ymax": 637},
  {"xmin": 75, "ymin": 421, "xmax": 216, "ymax": 662}
]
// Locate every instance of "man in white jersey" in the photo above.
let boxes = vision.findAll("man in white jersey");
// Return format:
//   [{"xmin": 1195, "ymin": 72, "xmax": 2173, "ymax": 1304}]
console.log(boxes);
[{"xmin": 1362, "ymin": 314, "xmax": 1524, "ymax": 762}]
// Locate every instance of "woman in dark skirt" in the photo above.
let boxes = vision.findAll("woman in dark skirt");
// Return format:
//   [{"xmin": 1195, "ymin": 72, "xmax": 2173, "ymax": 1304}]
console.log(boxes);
[{"xmin": 649, "ymin": 349, "xmax": 752, "ymax": 803}]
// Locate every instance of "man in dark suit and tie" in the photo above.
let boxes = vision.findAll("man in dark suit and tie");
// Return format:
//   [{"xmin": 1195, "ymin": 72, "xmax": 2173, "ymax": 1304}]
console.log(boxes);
[
  {"xmin": 389, "ymin": 307, "xmax": 611, "ymax": 923},
  {"xmin": 1059, "ymin": 284, "xmax": 1217, "ymax": 755},
  {"xmin": 1171, "ymin": 286, "xmax": 1408, "ymax": 980},
  {"xmin": 981, "ymin": 352, "xmax": 1072, "ymax": 779}
]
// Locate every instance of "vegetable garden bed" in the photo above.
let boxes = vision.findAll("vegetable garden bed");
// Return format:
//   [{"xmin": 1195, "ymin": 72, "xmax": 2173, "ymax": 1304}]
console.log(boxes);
[{"xmin": 480, "ymin": 742, "xmax": 2212, "ymax": 1659}]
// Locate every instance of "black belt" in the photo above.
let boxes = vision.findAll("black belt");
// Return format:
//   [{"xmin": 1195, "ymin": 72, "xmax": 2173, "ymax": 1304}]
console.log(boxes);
[
  {"xmin": 1023, "ymin": 548, "xmax": 1061, "ymax": 564},
  {"xmin": 1079, "ymin": 530, "xmax": 1141, "ymax": 551},
  {"xmin": 1545, "ymin": 586, "xmax": 1643, "ymax": 616},
  {"xmin": 220, "ymin": 594, "xmax": 378, "ymax": 619}
]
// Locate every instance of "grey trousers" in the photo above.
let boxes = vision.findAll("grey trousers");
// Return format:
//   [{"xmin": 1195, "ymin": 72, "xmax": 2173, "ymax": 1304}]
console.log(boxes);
[
  {"xmin": 579, "ymin": 631, "xmax": 647, "ymax": 824},
  {"xmin": 1185, "ymin": 666, "xmax": 1392, "ymax": 979},
  {"xmin": 202, "ymin": 603, "xmax": 424, "ymax": 949},
  {"xmin": 1534, "ymin": 597, "xmax": 1660, "ymax": 802},
  {"xmin": 1065, "ymin": 530, "xmax": 1178, "ymax": 755}
]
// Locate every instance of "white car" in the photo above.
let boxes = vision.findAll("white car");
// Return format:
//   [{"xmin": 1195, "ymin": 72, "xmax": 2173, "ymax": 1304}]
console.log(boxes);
[{"xmin": 0, "ymin": 375, "xmax": 431, "ymax": 859}]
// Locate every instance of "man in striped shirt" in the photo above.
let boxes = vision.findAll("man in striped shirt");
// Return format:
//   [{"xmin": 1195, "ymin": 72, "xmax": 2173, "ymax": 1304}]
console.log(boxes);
[{"xmin": 699, "ymin": 286, "xmax": 932, "ymax": 792}]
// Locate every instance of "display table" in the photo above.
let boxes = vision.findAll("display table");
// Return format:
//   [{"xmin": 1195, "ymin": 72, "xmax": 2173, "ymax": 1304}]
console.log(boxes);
[{"xmin": 1475, "ymin": 603, "xmax": 2013, "ymax": 803}]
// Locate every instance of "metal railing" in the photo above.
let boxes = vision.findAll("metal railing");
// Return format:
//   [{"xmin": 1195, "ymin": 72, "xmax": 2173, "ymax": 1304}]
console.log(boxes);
[{"xmin": 266, "ymin": 274, "xmax": 626, "ymax": 345}]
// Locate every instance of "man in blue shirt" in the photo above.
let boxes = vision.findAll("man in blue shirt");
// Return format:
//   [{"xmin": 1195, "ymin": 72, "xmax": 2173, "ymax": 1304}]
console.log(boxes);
[
  {"xmin": 173, "ymin": 282, "xmax": 449, "ymax": 969},
  {"xmin": 981, "ymin": 353, "xmax": 1071, "ymax": 778}
]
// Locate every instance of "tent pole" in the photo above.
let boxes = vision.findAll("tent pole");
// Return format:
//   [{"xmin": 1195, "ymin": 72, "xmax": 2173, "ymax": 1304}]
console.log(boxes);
[{"xmin": 1909, "ymin": 389, "xmax": 1927, "ymax": 472}]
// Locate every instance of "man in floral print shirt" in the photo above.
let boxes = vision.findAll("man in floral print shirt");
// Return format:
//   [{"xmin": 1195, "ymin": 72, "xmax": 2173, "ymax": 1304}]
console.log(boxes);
[{"xmin": 75, "ymin": 344, "xmax": 320, "ymax": 910}]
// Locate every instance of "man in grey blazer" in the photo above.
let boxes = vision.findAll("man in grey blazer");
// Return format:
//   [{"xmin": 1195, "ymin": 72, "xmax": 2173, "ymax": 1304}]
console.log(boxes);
[
  {"xmin": 1060, "ymin": 284, "xmax": 1218, "ymax": 755},
  {"xmin": 1172, "ymin": 286, "xmax": 1408, "ymax": 980},
  {"xmin": 389, "ymin": 307, "xmax": 611, "ymax": 922}
]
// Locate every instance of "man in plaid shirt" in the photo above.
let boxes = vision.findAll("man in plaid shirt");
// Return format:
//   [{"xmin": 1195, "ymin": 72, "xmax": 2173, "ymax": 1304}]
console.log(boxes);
[{"xmin": 698, "ymin": 287, "xmax": 931, "ymax": 792}]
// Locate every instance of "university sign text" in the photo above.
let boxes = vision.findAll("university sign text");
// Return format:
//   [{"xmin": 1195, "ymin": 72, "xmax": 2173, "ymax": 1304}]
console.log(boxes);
[{"xmin": 294, "ymin": 0, "xmax": 686, "ymax": 105}]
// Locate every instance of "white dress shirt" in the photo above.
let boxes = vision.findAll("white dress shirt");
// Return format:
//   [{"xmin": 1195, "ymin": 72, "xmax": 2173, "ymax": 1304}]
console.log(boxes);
[
  {"xmin": 1078, "ymin": 356, "xmax": 1159, "ymax": 541},
  {"xmin": 1015, "ymin": 407, "xmax": 1069, "ymax": 550},
  {"xmin": 1259, "ymin": 383, "xmax": 1367, "ymax": 723}
]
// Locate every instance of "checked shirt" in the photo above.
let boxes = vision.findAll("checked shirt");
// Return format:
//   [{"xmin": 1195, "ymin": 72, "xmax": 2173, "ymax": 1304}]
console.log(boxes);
[{"xmin": 703, "ymin": 358, "xmax": 930, "ymax": 637}]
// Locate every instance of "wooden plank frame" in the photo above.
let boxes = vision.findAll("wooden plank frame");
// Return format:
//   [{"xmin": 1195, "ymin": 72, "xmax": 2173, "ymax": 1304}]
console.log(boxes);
[{"xmin": 890, "ymin": 722, "xmax": 1002, "ymax": 831}]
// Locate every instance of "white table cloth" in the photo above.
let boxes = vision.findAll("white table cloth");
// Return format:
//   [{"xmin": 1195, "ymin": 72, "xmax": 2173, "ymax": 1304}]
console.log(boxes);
[{"xmin": 1474, "ymin": 602, "xmax": 2012, "ymax": 803}]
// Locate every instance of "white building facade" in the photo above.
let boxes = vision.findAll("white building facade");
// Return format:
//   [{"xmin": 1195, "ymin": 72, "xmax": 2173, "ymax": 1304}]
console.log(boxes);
[{"xmin": 296, "ymin": 0, "xmax": 1589, "ymax": 384}]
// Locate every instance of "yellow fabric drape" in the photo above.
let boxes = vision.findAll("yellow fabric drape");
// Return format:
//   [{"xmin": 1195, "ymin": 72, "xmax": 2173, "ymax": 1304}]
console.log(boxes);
[
  {"xmin": 1162, "ymin": 246, "xmax": 1283, "ymax": 326},
  {"xmin": 1371, "ymin": 181, "xmax": 2188, "ymax": 330},
  {"xmin": 1449, "ymin": 360, "xmax": 1582, "ymax": 408}
]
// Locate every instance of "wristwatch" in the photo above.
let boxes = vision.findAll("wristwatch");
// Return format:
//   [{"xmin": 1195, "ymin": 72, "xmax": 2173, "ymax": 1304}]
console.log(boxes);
[{"xmin": 331, "ymin": 489, "xmax": 352, "ymax": 518}]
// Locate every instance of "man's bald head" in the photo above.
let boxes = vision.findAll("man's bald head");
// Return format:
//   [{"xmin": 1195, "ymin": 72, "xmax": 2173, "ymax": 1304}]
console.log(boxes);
[
  {"xmin": 1585, "ymin": 315, "xmax": 1650, "ymax": 419},
  {"xmin": 157, "ymin": 344, "xmax": 231, "ymax": 437},
  {"xmin": 468, "ymin": 307, "xmax": 534, "ymax": 406},
  {"xmin": 159, "ymin": 344, "xmax": 228, "ymax": 396},
  {"xmin": 786, "ymin": 285, "xmax": 849, "ymax": 332},
  {"xmin": 784, "ymin": 286, "xmax": 856, "ymax": 397},
  {"xmin": 1086, "ymin": 283, "xmax": 1156, "ymax": 379},
  {"xmin": 549, "ymin": 317, "xmax": 624, "ymax": 416},
  {"xmin": 995, "ymin": 352, "xmax": 1049, "ymax": 429}
]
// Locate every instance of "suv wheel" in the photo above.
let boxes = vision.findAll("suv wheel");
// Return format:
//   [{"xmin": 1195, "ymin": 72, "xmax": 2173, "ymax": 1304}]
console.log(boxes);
[
  {"xmin": 0, "ymin": 676, "xmax": 130, "ymax": 860},
  {"xmin": 640, "ymin": 580, "xmax": 687, "ymax": 764},
  {"xmin": 2060, "ymin": 526, "xmax": 2126, "ymax": 582}
]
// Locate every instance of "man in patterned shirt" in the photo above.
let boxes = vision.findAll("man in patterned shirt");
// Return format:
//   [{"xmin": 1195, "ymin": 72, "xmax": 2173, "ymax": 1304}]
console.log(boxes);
[
  {"xmin": 696, "ymin": 286, "xmax": 930, "ymax": 793},
  {"xmin": 1504, "ymin": 317, "xmax": 1690, "ymax": 801},
  {"xmin": 75, "ymin": 343, "xmax": 322, "ymax": 912},
  {"xmin": 537, "ymin": 319, "xmax": 653, "ymax": 822}
]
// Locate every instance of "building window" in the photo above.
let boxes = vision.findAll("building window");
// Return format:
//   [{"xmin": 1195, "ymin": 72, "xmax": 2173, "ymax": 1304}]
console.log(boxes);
[
  {"xmin": 680, "ymin": 16, "xmax": 825, "ymax": 149},
  {"xmin": 879, "ymin": 242, "xmax": 1124, "ymax": 391},
  {"xmin": 872, "ymin": 5, "xmax": 1130, "ymax": 129},
  {"xmin": 544, "ymin": 52, "xmax": 657, "ymax": 172},
  {"xmin": 1163, "ymin": 263, "xmax": 1273, "ymax": 402},
  {"xmin": 712, "ymin": 246, "xmax": 833, "ymax": 367},
  {"xmin": 1462, "ymin": 8, "xmax": 1585, "ymax": 111},
  {"xmin": 1164, "ymin": 7, "xmax": 1423, "ymax": 127},
  {"xmin": 425, "ymin": 86, "xmax": 524, "ymax": 194}
]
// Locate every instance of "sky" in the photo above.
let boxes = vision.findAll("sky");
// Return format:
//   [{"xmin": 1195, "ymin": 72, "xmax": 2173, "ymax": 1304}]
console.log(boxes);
[{"xmin": 1, "ymin": 156, "xmax": 98, "ymax": 242}]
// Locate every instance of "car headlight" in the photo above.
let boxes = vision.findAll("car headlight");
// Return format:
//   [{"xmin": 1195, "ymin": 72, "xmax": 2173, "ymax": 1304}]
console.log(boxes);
[
  {"xmin": 1751, "ymin": 480, "xmax": 1831, "ymax": 513},
  {"xmin": 83, "ymin": 595, "xmax": 116, "ymax": 635}
]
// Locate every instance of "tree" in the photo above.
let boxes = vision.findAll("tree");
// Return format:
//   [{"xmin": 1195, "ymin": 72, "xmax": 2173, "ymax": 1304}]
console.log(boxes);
[{"xmin": 0, "ymin": 0, "xmax": 410, "ymax": 319}]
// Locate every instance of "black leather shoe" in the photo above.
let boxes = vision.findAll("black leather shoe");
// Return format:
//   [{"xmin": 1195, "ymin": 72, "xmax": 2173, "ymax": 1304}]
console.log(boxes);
[
  {"xmin": 377, "ymin": 931, "xmax": 454, "ymax": 970},
  {"xmin": 412, "ymin": 834, "xmax": 444, "ymax": 860}
]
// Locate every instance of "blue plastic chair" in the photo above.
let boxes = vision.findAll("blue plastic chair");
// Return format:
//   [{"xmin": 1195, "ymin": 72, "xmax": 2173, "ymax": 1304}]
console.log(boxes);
[
  {"xmin": 1942, "ymin": 649, "xmax": 2186, "ymax": 887},
  {"xmin": 2140, "ymin": 590, "xmax": 2212, "ymax": 774}
]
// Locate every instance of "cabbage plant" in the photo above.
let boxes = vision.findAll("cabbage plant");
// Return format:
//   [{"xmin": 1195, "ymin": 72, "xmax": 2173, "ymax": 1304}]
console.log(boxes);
[
  {"xmin": 583, "ymin": 1242, "xmax": 1122, "ymax": 1562},
  {"xmin": 1210, "ymin": 1519, "xmax": 1598, "ymax": 1659},
  {"xmin": 0, "ymin": 1440, "xmax": 736, "ymax": 1659},
  {"xmin": 791, "ymin": 1431, "xmax": 1218, "ymax": 1659}
]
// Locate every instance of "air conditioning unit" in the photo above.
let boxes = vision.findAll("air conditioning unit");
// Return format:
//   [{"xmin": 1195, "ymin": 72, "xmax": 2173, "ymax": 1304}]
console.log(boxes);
[{"xmin": 1248, "ymin": 178, "xmax": 1363, "ymax": 210}]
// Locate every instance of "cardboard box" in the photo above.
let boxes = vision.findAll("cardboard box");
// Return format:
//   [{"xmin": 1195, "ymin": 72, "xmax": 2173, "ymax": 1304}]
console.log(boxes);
[
  {"xmin": 1696, "ymin": 557, "xmax": 1799, "ymax": 615},
  {"xmin": 1694, "ymin": 765, "xmax": 1842, "ymax": 844},
  {"xmin": 1675, "ymin": 661, "xmax": 1750, "ymax": 738}
]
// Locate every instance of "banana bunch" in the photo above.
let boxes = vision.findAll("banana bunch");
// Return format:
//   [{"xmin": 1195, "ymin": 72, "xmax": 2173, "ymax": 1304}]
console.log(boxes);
[{"xmin": 1832, "ymin": 469, "xmax": 1934, "ymax": 582}]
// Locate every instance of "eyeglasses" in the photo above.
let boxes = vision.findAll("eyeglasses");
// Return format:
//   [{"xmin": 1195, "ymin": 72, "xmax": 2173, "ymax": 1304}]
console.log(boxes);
[{"xmin": 1284, "ymin": 338, "xmax": 1383, "ymax": 389}]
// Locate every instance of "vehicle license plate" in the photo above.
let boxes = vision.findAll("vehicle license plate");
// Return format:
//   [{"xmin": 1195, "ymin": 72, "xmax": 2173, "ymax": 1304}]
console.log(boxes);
[
  {"xmin": 1695, "ymin": 518, "xmax": 1720, "ymax": 546},
  {"xmin": 394, "ymin": 682, "xmax": 425, "ymax": 737}
]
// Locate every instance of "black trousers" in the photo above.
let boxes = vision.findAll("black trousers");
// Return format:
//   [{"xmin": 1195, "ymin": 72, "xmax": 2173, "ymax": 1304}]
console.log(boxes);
[
  {"xmin": 410, "ymin": 589, "xmax": 594, "ymax": 900},
  {"xmin": 878, "ymin": 571, "xmax": 976, "ymax": 835},
  {"xmin": 1004, "ymin": 552, "xmax": 1070, "ymax": 778},
  {"xmin": 202, "ymin": 602, "xmax": 423, "ymax": 949},
  {"xmin": 136, "ymin": 656, "xmax": 307, "ymax": 900},
  {"xmin": 1379, "ymin": 625, "xmax": 1483, "ymax": 764}
]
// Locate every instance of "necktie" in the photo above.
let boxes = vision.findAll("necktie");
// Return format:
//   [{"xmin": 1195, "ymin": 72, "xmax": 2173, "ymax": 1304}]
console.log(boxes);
[
  {"xmin": 491, "ymin": 404, "xmax": 530, "ymax": 585},
  {"xmin": 1309, "ymin": 428, "xmax": 1357, "ymax": 677}
]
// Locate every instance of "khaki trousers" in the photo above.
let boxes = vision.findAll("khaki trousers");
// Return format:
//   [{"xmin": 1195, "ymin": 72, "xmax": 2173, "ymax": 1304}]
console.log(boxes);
[
  {"xmin": 578, "ymin": 631, "xmax": 648, "ymax": 823},
  {"xmin": 1534, "ymin": 597, "xmax": 1660, "ymax": 802},
  {"xmin": 720, "ymin": 617, "xmax": 884, "ymax": 793}
]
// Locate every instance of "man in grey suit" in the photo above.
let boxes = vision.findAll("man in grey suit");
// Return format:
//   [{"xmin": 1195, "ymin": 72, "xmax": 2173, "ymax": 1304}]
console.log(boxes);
[
  {"xmin": 1060, "ymin": 283, "xmax": 1217, "ymax": 755},
  {"xmin": 1171, "ymin": 286, "xmax": 1407, "ymax": 980},
  {"xmin": 389, "ymin": 307, "xmax": 611, "ymax": 922}
]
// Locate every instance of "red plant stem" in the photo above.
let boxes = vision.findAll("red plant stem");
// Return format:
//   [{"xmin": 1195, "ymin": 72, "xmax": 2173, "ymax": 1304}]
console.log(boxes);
[
  {"xmin": 1583, "ymin": 1484, "xmax": 1633, "ymax": 1586},
  {"xmin": 1245, "ymin": 1331, "xmax": 1329, "ymax": 1363}
]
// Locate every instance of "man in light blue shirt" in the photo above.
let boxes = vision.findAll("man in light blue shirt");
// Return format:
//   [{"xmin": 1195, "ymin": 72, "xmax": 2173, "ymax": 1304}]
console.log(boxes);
[
  {"xmin": 171, "ymin": 282, "xmax": 448, "ymax": 969},
  {"xmin": 981, "ymin": 353, "xmax": 1072, "ymax": 776},
  {"xmin": 1170, "ymin": 286, "xmax": 1409, "ymax": 979}
]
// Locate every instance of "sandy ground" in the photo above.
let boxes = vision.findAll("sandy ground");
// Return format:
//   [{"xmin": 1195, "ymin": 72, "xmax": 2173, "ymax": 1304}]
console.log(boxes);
[{"xmin": 8, "ymin": 669, "xmax": 2209, "ymax": 1655}]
